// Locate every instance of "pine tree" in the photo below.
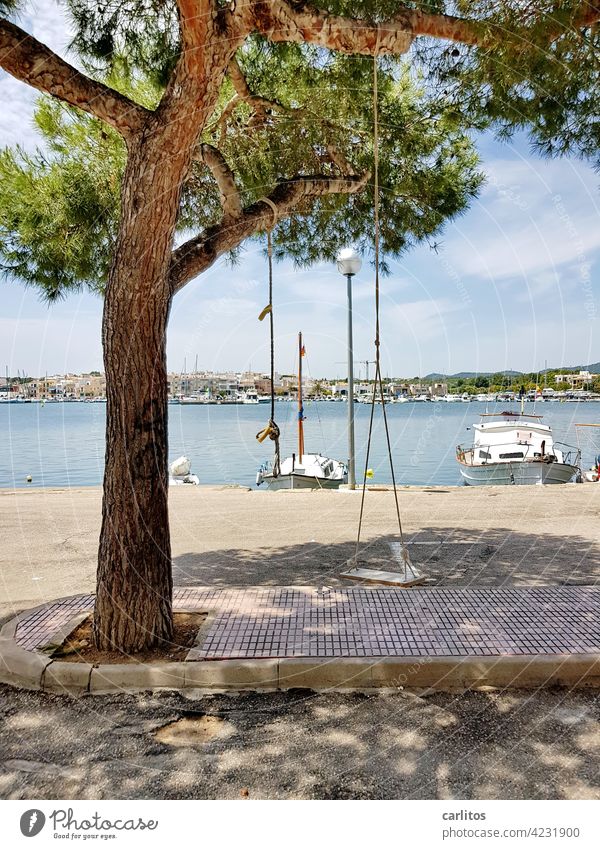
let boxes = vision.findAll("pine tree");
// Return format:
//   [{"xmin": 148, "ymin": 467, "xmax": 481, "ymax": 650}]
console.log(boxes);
[{"xmin": 1, "ymin": 1, "xmax": 598, "ymax": 651}]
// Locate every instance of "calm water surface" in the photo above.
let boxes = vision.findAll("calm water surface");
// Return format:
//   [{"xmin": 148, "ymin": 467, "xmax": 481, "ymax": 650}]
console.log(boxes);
[{"xmin": 1, "ymin": 400, "xmax": 599, "ymax": 489}]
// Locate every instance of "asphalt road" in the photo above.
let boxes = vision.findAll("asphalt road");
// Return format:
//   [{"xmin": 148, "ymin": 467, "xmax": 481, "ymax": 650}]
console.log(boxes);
[{"xmin": 1, "ymin": 685, "xmax": 599, "ymax": 799}]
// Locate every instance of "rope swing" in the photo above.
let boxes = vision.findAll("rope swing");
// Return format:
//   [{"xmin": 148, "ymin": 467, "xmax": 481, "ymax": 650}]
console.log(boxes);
[
  {"xmin": 351, "ymin": 54, "xmax": 424, "ymax": 587},
  {"xmin": 255, "ymin": 198, "xmax": 281, "ymax": 478}
]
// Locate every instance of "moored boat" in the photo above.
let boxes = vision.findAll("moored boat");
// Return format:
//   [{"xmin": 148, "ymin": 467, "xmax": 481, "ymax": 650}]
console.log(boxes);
[
  {"xmin": 456, "ymin": 410, "xmax": 580, "ymax": 486},
  {"xmin": 256, "ymin": 333, "xmax": 347, "ymax": 490},
  {"xmin": 168, "ymin": 455, "xmax": 200, "ymax": 485}
]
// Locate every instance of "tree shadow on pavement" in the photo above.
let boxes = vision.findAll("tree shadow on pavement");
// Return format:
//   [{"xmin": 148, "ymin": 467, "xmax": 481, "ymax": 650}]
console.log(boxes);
[
  {"xmin": 172, "ymin": 527, "xmax": 600, "ymax": 588},
  {"xmin": 1, "ymin": 685, "xmax": 599, "ymax": 800}
]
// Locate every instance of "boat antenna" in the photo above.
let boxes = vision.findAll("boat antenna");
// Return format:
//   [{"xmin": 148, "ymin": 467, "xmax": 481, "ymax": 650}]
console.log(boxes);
[
  {"xmin": 255, "ymin": 199, "xmax": 281, "ymax": 478},
  {"xmin": 351, "ymin": 54, "xmax": 423, "ymax": 586}
]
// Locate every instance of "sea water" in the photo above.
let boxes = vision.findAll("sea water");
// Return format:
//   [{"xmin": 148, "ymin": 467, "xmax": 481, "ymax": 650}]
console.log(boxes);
[{"xmin": 1, "ymin": 399, "xmax": 599, "ymax": 489}]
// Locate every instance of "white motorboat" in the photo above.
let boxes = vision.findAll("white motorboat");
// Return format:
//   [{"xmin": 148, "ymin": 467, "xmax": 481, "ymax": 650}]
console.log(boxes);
[
  {"xmin": 256, "ymin": 332, "xmax": 347, "ymax": 490},
  {"xmin": 456, "ymin": 411, "xmax": 580, "ymax": 486}
]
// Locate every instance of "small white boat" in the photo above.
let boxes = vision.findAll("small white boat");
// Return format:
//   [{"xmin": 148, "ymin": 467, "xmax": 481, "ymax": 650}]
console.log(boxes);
[
  {"xmin": 256, "ymin": 333, "xmax": 347, "ymax": 490},
  {"xmin": 257, "ymin": 452, "xmax": 347, "ymax": 489},
  {"xmin": 179, "ymin": 395, "xmax": 209, "ymax": 405},
  {"xmin": 358, "ymin": 393, "xmax": 395, "ymax": 404},
  {"xmin": 168, "ymin": 455, "xmax": 200, "ymax": 486},
  {"xmin": 574, "ymin": 424, "xmax": 600, "ymax": 482},
  {"xmin": 456, "ymin": 411, "xmax": 580, "ymax": 486}
]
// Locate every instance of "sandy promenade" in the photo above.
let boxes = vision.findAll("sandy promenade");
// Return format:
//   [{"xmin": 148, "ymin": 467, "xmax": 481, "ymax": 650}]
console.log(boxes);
[{"xmin": 1, "ymin": 483, "xmax": 600, "ymax": 618}]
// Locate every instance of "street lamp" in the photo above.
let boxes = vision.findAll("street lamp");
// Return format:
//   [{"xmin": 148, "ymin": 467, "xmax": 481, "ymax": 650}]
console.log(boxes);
[{"xmin": 336, "ymin": 247, "xmax": 362, "ymax": 489}]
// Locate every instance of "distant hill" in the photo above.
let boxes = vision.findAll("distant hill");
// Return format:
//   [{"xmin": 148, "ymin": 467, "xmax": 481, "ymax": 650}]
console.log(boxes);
[
  {"xmin": 564, "ymin": 362, "xmax": 600, "ymax": 374},
  {"xmin": 423, "ymin": 370, "xmax": 522, "ymax": 380},
  {"xmin": 424, "ymin": 363, "xmax": 600, "ymax": 380}
]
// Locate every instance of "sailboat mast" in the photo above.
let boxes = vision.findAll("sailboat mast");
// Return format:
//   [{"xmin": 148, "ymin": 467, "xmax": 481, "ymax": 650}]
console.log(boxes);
[{"xmin": 298, "ymin": 332, "xmax": 304, "ymax": 462}]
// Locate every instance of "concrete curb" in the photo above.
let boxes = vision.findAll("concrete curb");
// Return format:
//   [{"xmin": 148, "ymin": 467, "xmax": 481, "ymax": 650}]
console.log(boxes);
[
  {"xmin": 2, "ymin": 644, "xmax": 600, "ymax": 697},
  {"xmin": 2, "ymin": 606, "xmax": 600, "ymax": 697}
]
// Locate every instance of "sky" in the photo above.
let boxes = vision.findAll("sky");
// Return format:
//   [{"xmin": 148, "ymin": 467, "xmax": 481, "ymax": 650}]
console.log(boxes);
[{"xmin": 1, "ymin": 2, "xmax": 599, "ymax": 380}]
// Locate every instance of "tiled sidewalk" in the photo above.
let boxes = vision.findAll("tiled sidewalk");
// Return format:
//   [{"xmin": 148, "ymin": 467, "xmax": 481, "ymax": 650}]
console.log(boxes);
[{"xmin": 13, "ymin": 586, "xmax": 600, "ymax": 660}]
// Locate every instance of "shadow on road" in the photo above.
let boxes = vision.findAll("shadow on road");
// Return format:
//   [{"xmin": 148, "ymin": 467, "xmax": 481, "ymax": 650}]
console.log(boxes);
[
  {"xmin": 1, "ymin": 685, "xmax": 599, "ymax": 800},
  {"xmin": 172, "ymin": 527, "xmax": 600, "ymax": 589}
]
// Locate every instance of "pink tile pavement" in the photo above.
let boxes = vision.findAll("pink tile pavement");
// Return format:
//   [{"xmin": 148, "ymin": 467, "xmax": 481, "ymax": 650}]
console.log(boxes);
[{"xmin": 13, "ymin": 586, "xmax": 600, "ymax": 660}]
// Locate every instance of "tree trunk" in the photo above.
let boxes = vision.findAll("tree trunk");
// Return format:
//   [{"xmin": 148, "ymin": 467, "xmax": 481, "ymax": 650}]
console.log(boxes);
[
  {"xmin": 93, "ymin": 137, "xmax": 183, "ymax": 652},
  {"xmin": 91, "ymin": 22, "xmax": 241, "ymax": 652}
]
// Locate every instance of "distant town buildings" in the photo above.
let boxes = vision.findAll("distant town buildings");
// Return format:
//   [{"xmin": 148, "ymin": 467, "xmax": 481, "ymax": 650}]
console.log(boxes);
[
  {"xmin": 553, "ymin": 370, "xmax": 594, "ymax": 389},
  {"xmin": 1, "ymin": 372, "xmax": 107, "ymax": 399},
  {"xmin": 0, "ymin": 368, "xmax": 597, "ymax": 402}
]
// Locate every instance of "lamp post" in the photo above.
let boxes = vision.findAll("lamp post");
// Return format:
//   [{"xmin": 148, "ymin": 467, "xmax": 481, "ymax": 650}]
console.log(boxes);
[{"xmin": 336, "ymin": 247, "xmax": 362, "ymax": 489}]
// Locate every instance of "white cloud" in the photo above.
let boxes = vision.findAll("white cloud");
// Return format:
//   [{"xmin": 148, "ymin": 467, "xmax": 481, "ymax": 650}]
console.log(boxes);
[
  {"xmin": 448, "ymin": 155, "xmax": 600, "ymax": 282},
  {"xmin": 0, "ymin": 76, "xmax": 38, "ymax": 150},
  {"xmin": 0, "ymin": 1, "xmax": 77, "ymax": 152},
  {"xmin": 30, "ymin": 0, "xmax": 75, "ymax": 57}
]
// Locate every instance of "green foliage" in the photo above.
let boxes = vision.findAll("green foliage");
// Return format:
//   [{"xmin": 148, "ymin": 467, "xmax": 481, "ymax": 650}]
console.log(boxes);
[
  {"xmin": 443, "ymin": 368, "xmax": 596, "ymax": 393},
  {"xmin": 61, "ymin": 1, "xmax": 600, "ymax": 166},
  {"xmin": 0, "ymin": 99, "xmax": 126, "ymax": 300},
  {"xmin": 0, "ymin": 51, "xmax": 482, "ymax": 297},
  {"xmin": 424, "ymin": 1, "xmax": 600, "ymax": 165},
  {"xmin": 4, "ymin": 1, "xmax": 596, "ymax": 300},
  {"xmin": 206, "ymin": 45, "xmax": 482, "ymax": 267},
  {"xmin": 65, "ymin": 0, "xmax": 180, "ymax": 88}
]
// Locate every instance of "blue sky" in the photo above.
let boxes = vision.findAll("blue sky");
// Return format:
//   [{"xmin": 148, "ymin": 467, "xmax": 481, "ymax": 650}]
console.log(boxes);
[{"xmin": 1, "ymin": 2, "xmax": 599, "ymax": 379}]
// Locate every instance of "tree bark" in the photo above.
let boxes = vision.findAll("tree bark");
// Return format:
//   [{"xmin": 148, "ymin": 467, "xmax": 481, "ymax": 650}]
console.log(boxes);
[
  {"xmin": 94, "ymin": 136, "xmax": 177, "ymax": 652},
  {"xmin": 92, "ymin": 11, "xmax": 241, "ymax": 652}
]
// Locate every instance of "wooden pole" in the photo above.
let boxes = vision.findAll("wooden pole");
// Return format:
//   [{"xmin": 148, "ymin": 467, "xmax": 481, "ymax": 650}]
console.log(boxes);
[{"xmin": 298, "ymin": 332, "xmax": 304, "ymax": 461}]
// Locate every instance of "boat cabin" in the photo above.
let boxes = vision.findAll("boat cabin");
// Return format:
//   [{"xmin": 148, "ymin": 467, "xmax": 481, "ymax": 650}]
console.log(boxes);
[{"xmin": 468, "ymin": 412, "xmax": 562, "ymax": 466}]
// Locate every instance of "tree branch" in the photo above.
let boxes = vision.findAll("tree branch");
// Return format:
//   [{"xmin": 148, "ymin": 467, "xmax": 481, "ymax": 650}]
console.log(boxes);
[
  {"xmin": 157, "ymin": 1, "xmax": 246, "ymax": 136},
  {"xmin": 247, "ymin": 0, "xmax": 600, "ymax": 55},
  {"xmin": 214, "ymin": 57, "xmax": 358, "ymax": 174},
  {"xmin": 247, "ymin": 1, "xmax": 447, "ymax": 54},
  {"xmin": 572, "ymin": 1, "xmax": 600, "ymax": 29},
  {"xmin": 325, "ymin": 143, "xmax": 355, "ymax": 176},
  {"xmin": 0, "ymin": 18, "xmax": 149, "ymax": 137},
  {"xmin": 199, "ymin": 143, "xmax": 242, "ymax": 217},
  {"xmin": 170, "ymin": 171, "xmax": 369, "ymax": 293},
  {"xmin": 227, "ymin": 57, "xmax": 283, "ymax": 113},
  {"xmin": 176, "ymin": 1, "xmax": 212, "ymax": 60}
]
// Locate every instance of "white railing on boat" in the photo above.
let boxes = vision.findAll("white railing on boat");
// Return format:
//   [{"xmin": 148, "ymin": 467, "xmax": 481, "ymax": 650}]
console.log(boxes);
[{"xmin": 456, "ymin": 440, "xmax": 581, "ymax": 468}]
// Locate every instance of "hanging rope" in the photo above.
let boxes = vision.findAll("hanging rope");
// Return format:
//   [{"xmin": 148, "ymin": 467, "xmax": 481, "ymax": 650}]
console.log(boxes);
[
  {"xmin": 256, "ymin": 199, "xmax": 281, "ymax": 477},
  {"xmin": 353, "ymin": 53, "xmax": 410, "ymax": 579}
]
